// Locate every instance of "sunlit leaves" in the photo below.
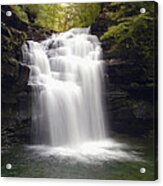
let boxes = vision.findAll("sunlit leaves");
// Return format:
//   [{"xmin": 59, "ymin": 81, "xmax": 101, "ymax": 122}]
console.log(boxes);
[
  {"xmin": 100, "ymin": 1, "xmax": 155, "ymax": 60},
  {"xmin": 11, "ymin": 5, "xmax": 29, "ymax": 23},
  {"xmin": 11, "ymin": 3, "xmax": 100, "ymax": 32}
]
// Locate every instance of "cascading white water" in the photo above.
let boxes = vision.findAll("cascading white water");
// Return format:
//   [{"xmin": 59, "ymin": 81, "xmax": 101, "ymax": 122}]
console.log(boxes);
[
  {"xmin": 22, "ymin": 28, "xmax": 141, "ymax": 164},
  {"xmin": 22, "ymin": 28, "xmax": 106, "ymax": 146}
]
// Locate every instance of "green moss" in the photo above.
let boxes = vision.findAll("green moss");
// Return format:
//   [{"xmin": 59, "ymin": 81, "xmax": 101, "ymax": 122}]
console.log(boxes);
[
  {"xmin": 11, "ymin": 5, "xmax": 29, "ymax": 23},
  {"xmin": 2, "ymin": 24, "xmax": 27, "ymax": 61},
  {"xmin": 100, "ymin": 2, "xmax": 156, "ymax": 63},
  {"xmin": 130, "ymin": 82, "xmax": 140, "ymax": 88}
]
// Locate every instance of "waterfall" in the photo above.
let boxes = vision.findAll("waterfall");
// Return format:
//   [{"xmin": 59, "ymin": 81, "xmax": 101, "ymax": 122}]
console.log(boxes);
[
  {"xmin": 22, "ymin": 28, "xmax": 106, "ymax": 147},
  {"xmin": 22, "ymin": 28, "xmax": 141, "ymax": 164}
]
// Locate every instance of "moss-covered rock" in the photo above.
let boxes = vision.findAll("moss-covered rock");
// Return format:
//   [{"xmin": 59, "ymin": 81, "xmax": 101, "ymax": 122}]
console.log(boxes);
[
  {"xmin": 1, "ymin": 4, "xmax": 56, "ymax": 151},
  {"xmin": 91, "ymin": 3, "xmax": 157, "ymax": 136}
]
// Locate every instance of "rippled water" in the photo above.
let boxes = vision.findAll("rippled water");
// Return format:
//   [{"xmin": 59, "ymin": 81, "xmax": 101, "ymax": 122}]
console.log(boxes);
[
  {"xmin": 26, "ymin": 139, "xmax": 142, "ymax": 164},
  {"xmin": 2, "ymin": 137, "xmax": 154, "ymax": 180}
]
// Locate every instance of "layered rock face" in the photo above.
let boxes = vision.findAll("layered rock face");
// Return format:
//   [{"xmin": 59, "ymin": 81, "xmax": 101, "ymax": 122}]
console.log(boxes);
[
  {"xmin": 91, "ymin": 4, "xmax": 157, "ymax": 136},
  {"xmin": 2, "ymin": 6, "xmax": 30, "ymax": 150},
  {"xmin": 1, "ymin": 6, "xmax": 54, "ymax": 151}
]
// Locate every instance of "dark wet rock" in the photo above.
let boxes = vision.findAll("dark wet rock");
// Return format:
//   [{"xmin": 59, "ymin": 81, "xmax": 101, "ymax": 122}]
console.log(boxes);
[
  {"xmin": 1, "ymin": 4, "xmax": 55, "ymax": 150},
  {"xmin": 91, "ymin": 18, "xmax": 109, "ymax": 38},
  {"xmin": 103, "ymin": 58, "xmax": 155, "ymax": 136},
  {"xmin": 27, "ymin": 26, "xmax": 54, "ymax": 41},
  {"xmin": 1, "ymin": 5, "xmax": 28, "ymax": 32},
  {"xmin": 1, "ymin": 6, "xmax": 35, "ymax": 150},
  {"xmin": 16, "ymin": 64, "xmax": 30, "ymax": 89},
  {"xmin": 2, "ymin": 58, "xmax": 30, "ymax": 91},
  {"xmin": 91, "ymin": 4, "xmax": 155, "ymax": 136}
]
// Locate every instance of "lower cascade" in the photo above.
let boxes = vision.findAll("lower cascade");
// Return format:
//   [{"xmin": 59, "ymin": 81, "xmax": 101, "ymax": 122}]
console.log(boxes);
[{"xmin": 23, "ymin": 28, "xmax": 106, "ymax": 146}]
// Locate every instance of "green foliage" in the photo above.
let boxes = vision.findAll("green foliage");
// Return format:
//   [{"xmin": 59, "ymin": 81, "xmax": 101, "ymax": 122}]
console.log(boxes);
[
  {"xmin": 101, "ymin": 14, "xmax": 153, "ymax": 49},
  {"xmin": 11, "ymin": 5, "xmax": 29, "ymax": 23},
  {"xmin": 100, "ymin": 2, "xmax": 156, "ymax": 61},
  {"xmin": 72, "ymin": 3, "xmax": 100, "ymax": 28},
  {"xmin": 10, "ymin": 3, "xmax": 100, "ymax": 32}
]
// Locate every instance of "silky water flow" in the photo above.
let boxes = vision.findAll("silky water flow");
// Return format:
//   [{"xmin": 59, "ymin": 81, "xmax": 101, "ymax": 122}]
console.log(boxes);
[{"xmin": 22, "ymin": 28, "xmax": 140, "ymax": 163}]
